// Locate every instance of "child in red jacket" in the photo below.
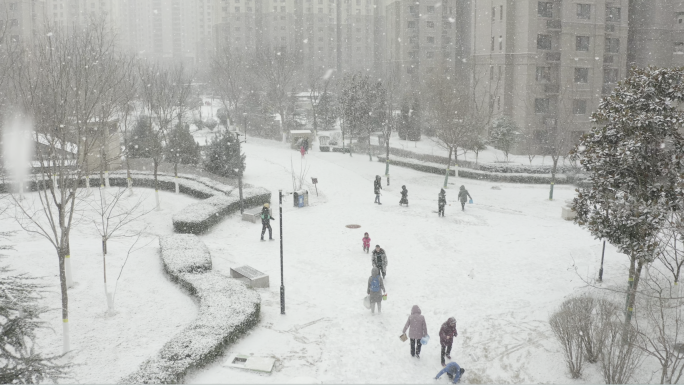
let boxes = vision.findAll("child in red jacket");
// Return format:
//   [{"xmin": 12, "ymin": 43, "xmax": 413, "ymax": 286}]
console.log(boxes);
[{"xmin": 362, "ymin": 232, "xmax": 371, "ymax": 253}]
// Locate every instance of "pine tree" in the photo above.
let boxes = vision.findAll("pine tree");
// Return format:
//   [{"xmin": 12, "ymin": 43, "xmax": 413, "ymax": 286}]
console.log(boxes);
[
  {"xmin": 0, "ymin": 263, "xmax": 71, "ymax": 383},
  {"xmin": 165, "ymin": 124, "xmax": 201, "ymax": 171},
  {"xmin": 490, "ymin": 117, "xmax": 519, "ymax": 162},
  {"xmin": 203, "ymin": 132, "xmax": 246, "ymax": 178},
  {"xmin": 126, "ymin": 116, "xmax": 161, "ymax": 160}
]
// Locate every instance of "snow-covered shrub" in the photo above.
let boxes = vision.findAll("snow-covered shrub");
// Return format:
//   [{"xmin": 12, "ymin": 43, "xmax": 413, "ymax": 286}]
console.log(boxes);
[
  {"xmin": 550, "ymin": 300, "xmax": 586, "ymax": 378},
  {"xmin": 172, "ymin": 188, "xmax": 271, "ymax": 234},
  {"xmin": 376, "ymin": 156, "xmax": 455, "ymax": 176},
  {"xmin": 159, "ymin": 235, "xmax": 212, "ymax": 276},
  {"xmin": 599, "ymin": 320, "xmax": 643, "ymax": 384},
  {"xmin": 119, "ymin": 238, "xmax": 260, "ymax": 384},
  {"xmin": 457, "ymin": 169, "xmax": 571, "ymax": 184}
]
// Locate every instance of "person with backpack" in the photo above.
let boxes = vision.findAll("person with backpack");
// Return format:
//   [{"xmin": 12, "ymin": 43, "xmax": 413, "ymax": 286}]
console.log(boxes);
[
  {"xmin": 303, "ymin": 138, "xmax": 309, "ymax": 154},
  {"xmin": 457, "ymin": 185, "xmax": 472, "ymax": 211},
  {"xmin": 402, "ymin": 305, "xmax": 428, "ymax": 358},
  {"xmin": 439, "ymin": 317, "xmax": 458, "ymax": 366},
  {"xmin": 260, "ymin": 203, "xmax": 274, "ymax": 241},
  {"xmin": 435, "ymin": 362, "xmax": 465, "ymax": 383},
  {"xmin": 374, "ymin": 175, "xmax": 382, "ymax": 204},
  {"xmin": 367, "ymin": 267, "xmax": 386, "ymax": 314},
  {"xmin": 399, "ymin": 185, "xmax": 408, "ymax": 206},
  {"xmin": 438, "ymin": 189, "xmax": 447, "ymax": 217},
  {"xmin": 362, "ymin": 232, "xmax": 371, "ymax": 253},
  {"xmin": 371, "ymin": 245, "xmax": 387, "ymax": 278}
]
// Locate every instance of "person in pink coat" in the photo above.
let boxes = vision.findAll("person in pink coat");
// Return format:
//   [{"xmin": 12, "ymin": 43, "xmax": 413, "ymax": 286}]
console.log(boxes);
[
  {"xmin": 362, "ymin": 232, "xmax": 371, "ymax": 253},
  {"xmin": 402, "ymin": 305, "xmax": 428, "ymax": 358}
]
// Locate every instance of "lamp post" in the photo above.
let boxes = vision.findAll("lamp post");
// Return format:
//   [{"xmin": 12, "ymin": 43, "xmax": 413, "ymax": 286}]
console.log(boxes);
[
  {"xmin": 279, "ymin": 189, "xmax": 285, "ymax": 315},
  {"xmin": 236, "ymin": 133, "xmax": 245, "ymax": 214},
  {"xmin": 243, "ymin": 112, "xmax": 247, "ymax": 143}
]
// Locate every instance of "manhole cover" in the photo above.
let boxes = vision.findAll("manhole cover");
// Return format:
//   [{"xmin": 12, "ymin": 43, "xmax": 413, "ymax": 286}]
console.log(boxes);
[{"xmin": 346, "ymin": 224, "xmax": 361, "ymax": 229}]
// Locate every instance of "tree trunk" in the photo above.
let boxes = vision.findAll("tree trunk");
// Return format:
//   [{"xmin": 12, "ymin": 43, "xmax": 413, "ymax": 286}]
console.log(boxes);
[
  {"xmin": 65, "ymin": 240, "xmax": 73, "ymax": 288},
  {"xmin": 624, "ymin": 257, "xmax": 645, "ymax": 331},
  {"xmin": 444, "ymin": 146, "xmax": 453, "ymax": 189},
  {"xmin": 59, "ymin": 246, "xmax": 70, "ymax": 353},
  {"xmin": 368, "ymin": 130, "xmax": 372, "ymax": 161},
  {"xmin": 279, "ymin": 110, "xmax": 286, "ymax": 142},
  {"xmin": 349, "ymin": 123, "xmax": 353, "ymax": 157},
  {"xmin": 174, "ymin": 163, "xmax": 179, "ymax": 194},
  {"xmin": 385, "ymin": 133, "xmax": 390, "ymax": 180},
  {"xmin": 154, "ymin": 158, "xmax": 160, "ymax": 211},
  {"xmin": 550, "ymin": 156, "xmax": 558, "ymax": 200}
]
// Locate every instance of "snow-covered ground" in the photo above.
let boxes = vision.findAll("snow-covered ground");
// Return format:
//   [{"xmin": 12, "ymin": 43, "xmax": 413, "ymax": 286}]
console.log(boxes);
[
  {"xmin": 0, "ymin": 190, "xmax": 199, "ymax": 384},
  {"xmin": 184, "ymin": 138, "xmax": 640, "ymax": 384}
]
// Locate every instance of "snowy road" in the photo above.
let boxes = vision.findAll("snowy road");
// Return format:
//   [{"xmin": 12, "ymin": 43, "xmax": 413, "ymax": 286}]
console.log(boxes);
[{"xmin": 187, "ymin": 139, "xmax": 630, "ymax": 384}]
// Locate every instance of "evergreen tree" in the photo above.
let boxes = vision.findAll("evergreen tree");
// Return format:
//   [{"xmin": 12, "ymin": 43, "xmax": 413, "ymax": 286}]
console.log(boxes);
[
  {"xmin": 408, "ymin": 98, "xmax": 421, "ymax": 141},
  {"xmin": 126, "ymin": 116, "xmax": 161, "ymax": 159},
  {"xmin": 0, "ymin": 263, "xmax": 71, "ymax": 383},
  {"xmin": 203, "ymin": 132, "xmax": 246, "ymax": 178},
  {"xmin": 165, "ymin": 124, "xmax": 201, "ymax": 175},
  {"xmin": 490, "ymin": 117, "xmax": 520, "ymax": 162},
  {"xmin": 318, "ymin": 91, "xmax": 338, "ymax": 131},
  {"xmin": 398, "ymin": 100, "xmax": 411, "ymax": 140}
]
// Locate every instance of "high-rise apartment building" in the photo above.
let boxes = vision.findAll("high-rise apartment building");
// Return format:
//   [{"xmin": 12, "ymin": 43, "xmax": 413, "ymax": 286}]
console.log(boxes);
[
  {"xmin": 45, "ymin": 0, "xmax": 114, "ymax": 30},
  {"xmin": 386, "ymin": 0, "xmax": 468, "ymax": 87},
  {"xmin": 473, "ymin": 0, "xmax": 629, "ymax": 151},
  {"xmin": 0, "ymin": 0, "xmax": 45, "ymax": 45},
  {"xmin": 628, "ymin": 0, "xmax": 684, "ymax": 68}
]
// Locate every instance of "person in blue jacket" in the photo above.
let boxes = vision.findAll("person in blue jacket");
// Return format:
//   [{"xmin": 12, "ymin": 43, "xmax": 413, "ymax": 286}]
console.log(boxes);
[{"xmin": 435, "ymin": 362, "xmax": 464, "ymax": 383}]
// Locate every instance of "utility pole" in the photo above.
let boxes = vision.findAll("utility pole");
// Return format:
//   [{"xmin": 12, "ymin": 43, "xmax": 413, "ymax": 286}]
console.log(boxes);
[
  {"xmin": 279, "ymin": 190, "xmax": 285, "ymax": 315},
  {"xmin": 243, "ymin": 112, "xmax": 247, "ymax": 143},
  {"xmin": 236, "ymin": 133, "xmax": 244, "ymax": 214}
]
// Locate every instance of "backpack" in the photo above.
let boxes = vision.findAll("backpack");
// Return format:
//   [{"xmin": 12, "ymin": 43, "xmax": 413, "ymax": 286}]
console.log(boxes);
[{"xmin": 370, "ymin": 276, "xmax": 380, "ymax": 292}]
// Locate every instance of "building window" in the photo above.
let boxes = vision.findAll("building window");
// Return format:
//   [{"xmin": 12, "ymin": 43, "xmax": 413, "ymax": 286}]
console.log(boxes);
[
  {"xmin": 538, "ymin": 2, "xmax": 552, "ymax": 18},
  {"xmin": 573, "ymin": 99, "xmax": 587, "ymax": 115},
  {"xmin": 427, "ymin": 21, "xmax": 434, "ymax": 28},
  {"xmin": 576, "ymin": 36, "xmax": 590, "ymax": 51},
  {"xmin": 606, "ymin": 7, "xmax": 621, "ymax": 22},
  {"xmin": 536, "ymin": 66, "xmax": 551, "ymax": 83},
  {"xmin": 9, "ymin": 3, "xmax": 17, "ymax": 11},
  {"xmin": 407, "ymin": 66, "xmax": 415, "ymax": 74},
  {"xmin": 318, "ymin": 7, "xmax": 322, "ymax": 12},
  {"xmin": 606, "ymin": 38, "xmax": 620, "ymax": 53},
  {"xmin": 500, "ymin": 5, "xmax": 503, "ymax": 20},
  {"xmin": 9, "ymin": 19, "xmax": 18, "ymax": 27},
  {"xmin": 235, "ymin": 6, "xmax": 240, "ymax": 12},
  {"xmin": 678, "ymin": 12, "xmax": 684, "ymax": 25},
  {"xmin": 281, "ymin": 6, "xmax": 286, "ymax": 11},
  {"xmin": 574, "ymin": 68, "xmax": 589, "ymax": 83},
  {"xmin": 537, "ymin": 34, "xmax": 551, "ymax": 50},
  {"xmin": 409, "ymin": 51, "xmax": 417, "ymax": 59},
  {"xmin": 444, "ymin": 37, "xmax": 451, "ymax": 44},
  {"xmin": 427, "ymin": 5, "xmax": 434, "ymax": 13},
  {"xmin": 535, "ymin": 98, "xmax": 550, "ymax": 114},
  {"xmin": 409, "ymin": 5, "xmax": 418, "ymax": 14},
  {"xmin": 492, "ymin": 7, "xmax": 495, "ymax": 21},
  {"xmin": 426, "ymin": 51, "xmax": 434, "ymax": 58},
  {"xmin": 427, "ymin": 36, "xmax": 434, "ymax": 44},
  {"xmin": 675, "ymin": 42, "xmax": 684, "ymax": 54},
  {"xmin": 489, "ymin": 66, "xmax": 494, "ymax": 80},
  {"xmin": 577, "ymin": 4, "xmax": 591, "ymax": 20},
  {"xmin": 409, "ymin": 36, "xmax": 417, "ymax": 43},
  {"xmin": 604, "ymin": 68, "xmax": 619, "ymax": 83},
  {"xmin": 499, "ymin": 35, "xmax": 503, "ymax": 50}
]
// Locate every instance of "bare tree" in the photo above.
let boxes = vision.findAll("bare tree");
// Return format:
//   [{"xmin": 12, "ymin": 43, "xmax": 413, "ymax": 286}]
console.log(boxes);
[
  {"xmin": 116, "ymin": 71, "xmax": 140, "ymax": 194},
  {"xmin": 211, "ymin": 48, "xmax": 248, "ymax": 125},
  {"xmin": 656, "ymin": 210, "xmax": 684, "ymax": 285},
  {"xmin": 10, "ymin": 21, "xmax": 124, "ymax": 353},
  {"xmin": 379, "ymin": 67, "xmax": 401, "ymax": 183},
  {"xmin": 253, "ymin": 49, "xmax": 298, "ymax": 141}
]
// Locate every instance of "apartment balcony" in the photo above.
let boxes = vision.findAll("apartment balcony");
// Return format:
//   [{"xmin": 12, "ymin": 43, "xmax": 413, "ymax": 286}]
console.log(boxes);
[
  {"xmin": 545, "ymin": 51, "xmax": 561, "ymax": 62},
  {"xmin": 546, "ymin": 19, "xmax": 562, "ymax": 30}
]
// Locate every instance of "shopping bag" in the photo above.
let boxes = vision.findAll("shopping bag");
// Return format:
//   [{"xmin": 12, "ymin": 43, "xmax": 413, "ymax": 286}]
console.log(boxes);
[
  {"xmin": 382, "ymin": 293, "xmax": 388, "ymax": 301},
  {"xmin": 363, "ymin": 295, "xmax": 371, "ymax": 309},
  {"xmin": 399, "ymin": 333, "xmax": 408, "ymax": 342},
  {"xmin": 469, "ymin": 199, "xmax": 473, "ymax": 204},
  {"xmin": 421, "ymin": 334, "xmax": 430, "ymax": 345}
]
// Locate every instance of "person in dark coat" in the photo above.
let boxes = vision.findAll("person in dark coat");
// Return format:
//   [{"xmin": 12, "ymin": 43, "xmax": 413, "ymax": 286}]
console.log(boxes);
[
  {"xmin": 367, "ymin": 267, "xmax": 386, "ymax": 314},
  {"xmin": 457, "ymin": 185, "xmax": 472, "ymax": 211},
  {"xmin": 303, "ymin": 138, "xmax": 309, "ymax": 154},
  {"xmin": 260, "ymin": 203, "xmax": 274, "ymax": 241},
  {"xmin": 399, "ymin": 185, "xmax": 408, "ymax": 206},
  {"xmin": 371, "ymin": 245, "xmax": 387, "ymax": 278},
  {"xmin": 402, "ymin": 305, "xmax": 428, "ymax": 358},
  {"xmin": 439, "ymin": 317, "xmax": 458, "ymax": 366},
  {"xmin": 374, "ymin": 175, "xmax": 382, "ymax": 204},
  {"xmin": 438, "ymin": 189, "xmax": 447, "ymax": 217},
  {"xmin": 435, "ymin": 362, "xmax": 465, "ymax": 383}
]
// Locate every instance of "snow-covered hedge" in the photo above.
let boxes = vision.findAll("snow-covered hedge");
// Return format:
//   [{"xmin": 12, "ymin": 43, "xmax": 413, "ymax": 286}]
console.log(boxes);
[
  {"xmin": 377, "ymin": 156, "xmax": 455, "ymax": 176},
  {"xmin": 474, "ymin": 163, "xmax": 574, "ymax": 175},
  {"xmin": 457, "ymin": 168, "xmax": 572, "ymax": 184},
  {"xmin": 90, "ymin": 173, "xmax": 218, "ymax": 200},
  {"xmin": 119, "ymin": 235, "xmax": 260, "ymax": 384},
  {"xmin": 172, "ymin": 187, "xmax": 271, "ymax": 235}
]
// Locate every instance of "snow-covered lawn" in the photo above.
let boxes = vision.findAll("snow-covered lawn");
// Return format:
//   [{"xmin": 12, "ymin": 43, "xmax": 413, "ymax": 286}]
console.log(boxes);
[
  {"xmin": 0, "ymin": 189, "xmax": 199, "ymax": 384},
  {"xmin": 186, "ymin": 138, "xmax": 638, "ymax": 384}
]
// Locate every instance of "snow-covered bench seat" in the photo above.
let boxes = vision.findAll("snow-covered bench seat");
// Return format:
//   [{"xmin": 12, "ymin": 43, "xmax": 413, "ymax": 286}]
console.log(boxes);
[{"xmin": 119, "ymin": 235, "xmax": 260, "ymax": 384}]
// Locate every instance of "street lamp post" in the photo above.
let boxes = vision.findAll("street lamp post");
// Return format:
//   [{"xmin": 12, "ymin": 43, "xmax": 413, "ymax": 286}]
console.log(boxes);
[
  {"xmin": 236, "ymin": 133, "xmax": 245, "ymax": 214},
  {"xmin": 243, "ymin": 113, "xmax": 247, "ymax": 143},
  {"xmin": 279, "ymin": 190, "xmax": 285, "ymax": 315},
  {"xmin": 598, "ymin": 240, "xmax": 606, "ymax": 282}
]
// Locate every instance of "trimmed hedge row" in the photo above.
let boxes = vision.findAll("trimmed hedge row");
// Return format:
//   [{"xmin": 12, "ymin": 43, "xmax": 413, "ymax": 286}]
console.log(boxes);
[
  {"xmin": 172, "ymin": 187, "xmax": 271, "ymax": 235},
  {"xmin": 377, "ymin": 156, "xmax": 455, "ymax": 176},
  {"xmin": 457, "ymin": 169, "xmax": 571, "ymax": 184},
  {"xmin": 119, "ymin": 235, "xmax": 260, "ymax": 384}
]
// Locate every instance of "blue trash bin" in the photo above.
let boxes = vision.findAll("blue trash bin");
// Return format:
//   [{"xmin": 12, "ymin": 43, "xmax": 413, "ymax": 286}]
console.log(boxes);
[{"xmin": 298, "ymin": 195, "xmax": 304, "ymax": 207}]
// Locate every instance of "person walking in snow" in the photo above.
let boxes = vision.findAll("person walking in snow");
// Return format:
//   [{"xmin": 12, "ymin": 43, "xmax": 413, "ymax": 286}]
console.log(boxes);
[
  {"xmin": 374, "ymin": 175, "xmax": 382, "ymax": 204},
  {"xmin": 260, "ymin": 203, "xmax": 274, "ymax": 241},
  {"xmin": 399, "ymin": 185, "xmax": 408, "ymax": 206},
  {"xmin": 362, "ymin": 232, "xmax": 371, "ymax": 253},
  {"xmin": 457, "ymin": 185, "xmax": 472, "ymax": 211},
  {"xmin": 372, "ymin": 245, "xmax": 387, "ymax": 278},
  {"xmin": 438, "ymin": 189, "xmax": 447, "ymax": 217},
  {"xmin": 367, "ymin": 267, "xmax": 386, "ymax": 314},
  {"xmin": 435, "ymin": 362, "xmax": 465, "ymax": 383},
  {"xmin": 303, "ymin": 138, "xmax": 309, "ymax": 154},
  {"xmin": 402, "ymin": 305, "xmax": 428, "ymax": 358},
  {"xmin": 439, "ymin": 317, "xmax": 458, "ymax": 366},
  {"xmin": 300, "ymin": 145, "xmax": 306, "ymax": 158}
]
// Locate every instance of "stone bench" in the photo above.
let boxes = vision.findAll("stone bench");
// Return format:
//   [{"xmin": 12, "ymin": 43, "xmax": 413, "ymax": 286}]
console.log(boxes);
[
  {"xmin": 230, "ymin": 265, "xmax": 270, "ymax": 288},
  {"xmin": 242, "ymin": 209, "xmax": 261, "ymax": 223}
]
